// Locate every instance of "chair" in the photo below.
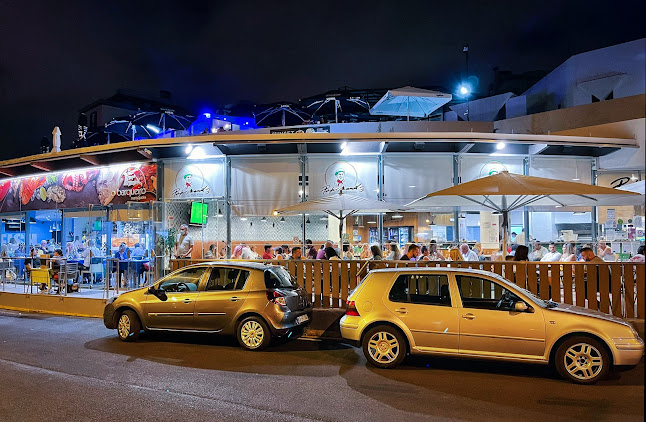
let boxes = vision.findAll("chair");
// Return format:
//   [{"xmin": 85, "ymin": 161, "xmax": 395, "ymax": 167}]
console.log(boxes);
[
  {"xmin": 0, "ymin": 260, "xmax": 16, "ymax": 289},
  {"xmin": 30, "ymin": 268, "xmax": 51, "ymax": 292}
]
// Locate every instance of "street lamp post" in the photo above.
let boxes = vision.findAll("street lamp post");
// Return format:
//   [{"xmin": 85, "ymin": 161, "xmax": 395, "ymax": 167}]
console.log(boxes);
[{"xmin": 463, "ymin": 44, "xmax": 470, "ymax": 121}]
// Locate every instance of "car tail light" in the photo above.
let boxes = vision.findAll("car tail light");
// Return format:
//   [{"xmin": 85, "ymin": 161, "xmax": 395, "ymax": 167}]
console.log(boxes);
[
  {"xmin": 345, "ymin": 300, "xmax": 360, "ymax": 316},
  {"xmin": 266, "ymin": 289, "xmax": 287, "ymax": 306}
]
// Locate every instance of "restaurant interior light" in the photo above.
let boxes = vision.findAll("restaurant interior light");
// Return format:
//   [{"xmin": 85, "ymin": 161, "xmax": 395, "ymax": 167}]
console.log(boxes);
[
  {"xmin": 408, "ymin": 185, "xmax": 416, "ymax": 188},
  {"xmin": 240, "ymin": 217, "xmax": 247, "ymax": 221},
  {"xmin": 392, "ymin": 214, "xmax": 403, "ymax": 219},
  {"xmin": 367, "ymin": 220, "xmax": 377, "ymax": 224},
  {"xmin": 273, "ymin": 211, "xmax": 278, "ymax": 216},
  {"xmin": 261, "ymin": 217, "xmax": 267, "ymax": 222},
  {"xmin": 279, "ymin": 217, "xmax": 286, "ymax": 223},
  {"xmin": 216, "ymin": 209, "xmax": 223, "ymax": 217}
]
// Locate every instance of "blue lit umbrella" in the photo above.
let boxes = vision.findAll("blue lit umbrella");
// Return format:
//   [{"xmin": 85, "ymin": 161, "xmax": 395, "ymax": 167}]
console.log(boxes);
[
  {"xmin": 130, "ymin": 110, "xmax": 195, "ymax": 132},
  {"xmin": 104, "ymin": 120, "xmax": 154, "ymax": 141},
  {"xmin": 254, "ymin": 103, "xmax": 311, "ymax": 127},
  {"xmin": 83, "ymin": 128, "xmax": 131, "ymax": 146}
]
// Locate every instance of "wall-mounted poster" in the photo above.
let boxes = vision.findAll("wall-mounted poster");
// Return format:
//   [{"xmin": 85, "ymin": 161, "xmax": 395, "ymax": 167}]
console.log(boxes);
[{"xmin": 0, "ymin": 163, "xmax": 157, "ymax": 212}]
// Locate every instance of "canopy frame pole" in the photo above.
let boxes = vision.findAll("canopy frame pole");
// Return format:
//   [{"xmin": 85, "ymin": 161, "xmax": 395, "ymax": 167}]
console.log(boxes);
[
  {"xmin": 515, "ymin": 195, "xmax": 550, "ymax": 209},
  {"xmin": 502, "ymin": 195, "xmax": 509, "ymax": 256},
  {"xmin": 508, "ymin": 194, "xmax": 528, "ymax": 210},
  {"xmin": 456, "ymin": 195, "xmax": 500, "ymax": 212},
  {"xmin": 544, "ymin": 195, "xmax": 566, "ymax": 207}
]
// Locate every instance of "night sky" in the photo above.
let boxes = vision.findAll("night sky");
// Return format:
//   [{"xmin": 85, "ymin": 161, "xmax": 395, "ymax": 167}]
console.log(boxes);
[{"xmin": 1, "ymin": 0, "xmax": 645, "ymax": 159}]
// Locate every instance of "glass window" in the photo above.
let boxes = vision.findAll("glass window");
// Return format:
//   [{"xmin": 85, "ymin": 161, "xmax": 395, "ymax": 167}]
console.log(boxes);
[
  {"xmin": 205, "ymin": 267, "xmax": 250, "ymax": 291},
  {"xmin": 388, "ymin": 274, "xmax": 451, "ymax": 306},
  {"xmin": 158, "ymin": 266, "xmax": 206, "ymax": 292},
  {"xmin": 456, "ymin": 275, "xmax": 520, "ymax": 311},
  {"xmin": 264, "ymin": 267, "xmax": 298, "ymax": 289}
]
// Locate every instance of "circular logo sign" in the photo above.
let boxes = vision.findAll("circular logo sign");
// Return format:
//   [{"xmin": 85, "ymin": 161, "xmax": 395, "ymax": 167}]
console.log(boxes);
[
  {"xmin": 172, "ymin": 165, "xmax": 210, "ymax": 198},
  {"xmin": 479, "ymin": 160, "xmax": 508, "ymax": 178},
  {"xmin": 322, "ymin": 161, "xmax": 364, "ymax": 194}
]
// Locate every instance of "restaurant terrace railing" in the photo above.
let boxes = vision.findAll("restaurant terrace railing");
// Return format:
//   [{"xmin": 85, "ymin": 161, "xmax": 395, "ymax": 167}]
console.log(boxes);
[{"xmin": 170, "ymin": 259, "xmax": 645, "ymax": 320}]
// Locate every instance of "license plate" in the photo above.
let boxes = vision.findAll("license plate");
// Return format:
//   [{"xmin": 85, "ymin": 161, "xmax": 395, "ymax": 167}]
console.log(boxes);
[{"xmin": 296, "ymin": 314, "xmax": 309, "ymax": 325}]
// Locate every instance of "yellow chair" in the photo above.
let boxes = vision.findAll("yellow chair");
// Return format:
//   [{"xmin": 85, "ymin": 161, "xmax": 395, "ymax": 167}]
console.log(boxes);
[{"xmin": 30, "ymin": 268, "xmax": 51, "ymax": 291}]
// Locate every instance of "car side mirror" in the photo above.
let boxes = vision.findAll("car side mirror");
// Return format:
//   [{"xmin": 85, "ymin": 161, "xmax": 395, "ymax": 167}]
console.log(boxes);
[
  {"xmin": 514, "ymin": 301, "xmax": 529, "ymax": 312},
  {"xmin": 148, "ymin": 286, "xmax": 167, "ymax": 301}
]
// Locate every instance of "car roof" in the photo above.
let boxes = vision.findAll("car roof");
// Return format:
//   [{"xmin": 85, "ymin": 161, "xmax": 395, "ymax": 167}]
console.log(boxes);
[
  {"xmin": 369, "ymin": 266, "xmax": 502, "ymax": 278},
  {"xmin": 185, "ymin": 261, "xmax": 276, "ymax": 271}
]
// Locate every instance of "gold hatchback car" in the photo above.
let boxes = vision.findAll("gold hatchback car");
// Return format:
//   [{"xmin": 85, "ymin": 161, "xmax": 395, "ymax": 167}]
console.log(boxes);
[
  {"xmin": 340, "ymin": 267, "xmax": 643, "ymax": 384},
  {"xmin": 104, "ymin": 262, "xmax": 312, "ymax": 350}
]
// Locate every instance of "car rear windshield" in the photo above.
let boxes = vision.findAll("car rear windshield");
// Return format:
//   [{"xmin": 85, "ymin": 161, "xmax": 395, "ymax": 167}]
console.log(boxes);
[{"xmin": 264, "ymin": 267, "xmax": 297, "ymax": 289}]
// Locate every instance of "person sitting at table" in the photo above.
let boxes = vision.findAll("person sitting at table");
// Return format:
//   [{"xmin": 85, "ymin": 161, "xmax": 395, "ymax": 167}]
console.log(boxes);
[
  {"xmin": 65, "ymin": 242, "xmax": 79, "ymax": 259},
  {"xmin": 50, "ymin": 249, "xmax": 79, "ymax": 293},
  {"xmin": 38, "ymin": 240, "xmax": 50, "ymax": 256},
  {"xmin": 112, "ymin": 243, "xmax": 128, "ymax": 288},
  {"xmin": 131, "ymin": 243, "xmax": 145, "ymax": 258},
  {"xmin": 529, "ymin": 241, "xmax": 548, "ymax": 261},
  {"xmin": 540, "ymin": 242, "xmax": 562, "ymax": 262},
  {"xmin": 81, "ymin": 240, "xmax": 102, "ymax": 284},
  {"xmin": 204, "ymin": 244, "xmax": 216, "ymax": 259},
  {"xmin": 513, "ymin": 245, "xmax": 529, "ymax": 261},
  {"xmin": 559, "ymin": 242, "xmax": 577, "ymax": 262},
  {"xmin": 597, "ymin": 240, "xmax": 616, "ymax": 262}
]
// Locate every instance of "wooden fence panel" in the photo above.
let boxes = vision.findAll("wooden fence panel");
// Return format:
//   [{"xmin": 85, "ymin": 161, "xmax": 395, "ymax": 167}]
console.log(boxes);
[
  {"xmin": 538, "ymin": 264, "xmax": 549, "ymax": 300},
  {"xmin": 331, "ymin": 262, "xmax": 340, "ymax": 308},
  {"xmin": 514, "ymin": 263, "xmax": 526, "ymax": 288},
  {"xmin": 637, "ymin": 264, "xmax": 645, "ymax": 319},
  {"xmin": 313, "ymin": 261, "xmax": 322, "ymax": 308},
  {"xmin": 527, "ymin": 263, "xmax": 538, "ymax": 295},
  {"xmin": 492, "ymin": 263, "xmax": 503, "ymax": 278},
  {"xmin": 574, "ymin": 264, "xmax": 585, "ymax": 307},
  {"xmin": 587, "ymin": 264, "xmax": 598, "ymax": 310},
  {"xmin": 609, "ymin": 264, "xmax": 622, "ymax": 317},
  {"xmin": 598, "ymin": 265, "xmax": 610, "ymax": 314},
  {"xmin": 304, "ymin": 261, "xmax": 313, "ymax": 294},
  {"xmin": 340, "ymin": 262, "xmax": 349, "ymax": 303},
  {"xmin": 624, "ymin": 264, "xmax": 635, "ymax": 318},
  {"xmin": 349, "ymin": 261, "xmax": 358, "ymax": 292},
  {"xmin": 562, "ymin": 264, "xmax": 573, "ymax": 305},
  {"xmin": 321, "ymin": 261, "xmax": 331, "ymax": 308},
  {"xmin": 550, "ymin": 264, "xmax": 561, "ymax": 303}
]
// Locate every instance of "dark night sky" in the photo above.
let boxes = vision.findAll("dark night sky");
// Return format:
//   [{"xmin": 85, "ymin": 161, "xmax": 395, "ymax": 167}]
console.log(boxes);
[{"xmin": 1, "ymin": 0, "xmax": 645, "ymax": 159}]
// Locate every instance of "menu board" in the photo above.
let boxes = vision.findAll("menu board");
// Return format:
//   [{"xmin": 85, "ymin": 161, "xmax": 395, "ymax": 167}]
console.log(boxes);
[{"xmin": 0, "ymin": 163, "xmax": 157, "ymax": 212}]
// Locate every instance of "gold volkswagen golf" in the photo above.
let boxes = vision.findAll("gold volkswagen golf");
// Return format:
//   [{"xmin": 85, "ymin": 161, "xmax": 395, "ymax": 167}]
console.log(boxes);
[
  {"xmin": 104, "ymin": 262, "xmax": 312, "ymax": 350},
  {"xmin": 340, "ymin": 267, "xmax": 643, "ymax": 384}
]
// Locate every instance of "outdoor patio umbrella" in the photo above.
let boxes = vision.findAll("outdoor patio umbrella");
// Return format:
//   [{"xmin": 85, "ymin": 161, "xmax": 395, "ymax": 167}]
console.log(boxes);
[
  {"xmin": 254, "ymin": 103, "xmax": 310, "ymax": 127},
  {"xmin": 406, "ymin": 171, "xmax": 641, "ymax": 254},
  {"xmin": 369, "ymin": 86, "xmax": 452, "ymax": 121},
  {"xmin": 304, "ymin": 95, "xmax": 370, "ymax": 123},
  {"xmin": 104, "ymin": 120, "xmax": 154, "ymax": 141},
  {"xmin": 130, "ymin": 110, "xmax": 195, "ymax": 131},
  {"xmin": 84, "ymin": 128, "xmax": 131, "ymax": 146},
  {"xmin": 275, "ymin": 190, "xmax": 402, "ymax": 242}
]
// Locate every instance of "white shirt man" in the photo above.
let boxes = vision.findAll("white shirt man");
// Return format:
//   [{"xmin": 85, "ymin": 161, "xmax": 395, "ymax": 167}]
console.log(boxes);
[
  {"xmin": 82, "ymin": 241, "xmax": 101, "ymax": 267},
  {"xmin": 240, "ymin": 244, "xmax": 253, "ymax": 260},
  {"xmin": 540, "ymin": 243, "xmax": 562, "ymax": 262},
  {"xmin": 175, "ymin": 224, "xmax": 194, "ymax": 258},
  {"xmin": 529, "ymin": 242, "xmax": 549, "ymax": 261},
  {"xmin": 459, "ymin": 243, "xmax": 479, "ymax": 261}
]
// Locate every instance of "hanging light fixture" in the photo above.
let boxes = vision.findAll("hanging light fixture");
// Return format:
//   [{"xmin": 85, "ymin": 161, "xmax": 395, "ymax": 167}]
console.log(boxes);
[
  {"xmin": 279, "ymin": 217, "xmax": 286, "ymax": 223},
  {"xmin": 306, "ymin": 217, "xmax": 311, "ymax": 224},
  {"xmin": 216, "ymin": 208, "xmax": 223, "ymax": 217},
  {"xmin": 261, "ymin": 216, "xmax": 267, "ymax": 222}
]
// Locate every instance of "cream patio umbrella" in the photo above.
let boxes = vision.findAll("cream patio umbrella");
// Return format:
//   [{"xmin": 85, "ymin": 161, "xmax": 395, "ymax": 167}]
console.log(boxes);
[
  {"xmin": 275, "ymin": 190, "xmax": 402, "ymax": 242},
  {"xmin": 406, "ymin": 171, "xmax": 641, "ymax": 254}
]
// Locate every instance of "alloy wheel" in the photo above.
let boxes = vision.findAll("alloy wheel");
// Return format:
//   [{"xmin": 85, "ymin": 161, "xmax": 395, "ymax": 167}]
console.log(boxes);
[
  {"xmin": 240, "ymin": 320, "xmax": 265, "ymax": 349},
  {"xmin": 118, "ymin": 314, "xmax": 131, "ymax": 339},
  {"xmin": 367, "ymin": 331, "xmax": 400, "ymax": 363},
  {"xmin": 563, "ymin": 342, "xmax": 604, "ymax": 381}
]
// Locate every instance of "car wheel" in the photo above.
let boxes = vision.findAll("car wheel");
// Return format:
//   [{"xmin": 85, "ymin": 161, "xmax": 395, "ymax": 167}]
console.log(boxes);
[
  {"xmin": 362, "ymin": 325, "xmax": 407, "ymax": 369},
  {"xmin": 117, "ymin": 310, "xmax": 141, "ymax": 342},
  {"xmin": 555, "ymin": 336, "xmax": 610, "ymax": 384},
  {"xmin": 237, "ymin": 316, "xmax": 271, "ymax": 351}
]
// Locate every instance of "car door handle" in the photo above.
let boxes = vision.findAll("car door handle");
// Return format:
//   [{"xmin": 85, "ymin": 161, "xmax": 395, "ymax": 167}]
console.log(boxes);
[
  {"xmin": 183, "ymin": 299, "xmax": 193, "ymax": 304},
  {"xmin": 461, "ymin": 313, "xmax": 476, "ymax": 320},
  {"xmin": 229, "ymin": 297, "xmax": 239, "ymax": 302},
  {"xmin": 395, "ymin": 308, "xmax": 408, "ymax": 314}
]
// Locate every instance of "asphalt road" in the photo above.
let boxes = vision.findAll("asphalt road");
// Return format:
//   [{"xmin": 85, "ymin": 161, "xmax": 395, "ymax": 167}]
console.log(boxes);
[{"xmin": 0, "ymin": 310, "xmax": 643, "ymax": 422}]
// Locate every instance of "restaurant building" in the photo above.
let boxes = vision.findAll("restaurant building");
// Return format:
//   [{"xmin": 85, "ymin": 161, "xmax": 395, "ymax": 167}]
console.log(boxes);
[{"xmin": 0, "ymin": 39, "xmax": 643, "ymax": 270}]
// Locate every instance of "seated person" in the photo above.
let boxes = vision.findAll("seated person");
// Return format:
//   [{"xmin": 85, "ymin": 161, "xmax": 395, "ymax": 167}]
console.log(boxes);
[
  {"xmin": 131, "ymin": 242, "xmax": 145, "ymax": 259},
  {"xmin": 81, "ymin": 240, "xmax": 102, "ymax": 283},
  {"xmin": 50, "ymin": 249, "xmax": 79, "ymax": 293},
  {"xmin": 112, "ymin": 243, "xmax": 129, "ymax": 288}
]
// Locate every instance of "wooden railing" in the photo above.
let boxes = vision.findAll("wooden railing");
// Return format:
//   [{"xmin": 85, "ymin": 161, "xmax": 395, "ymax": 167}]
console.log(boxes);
[{"xmin": 170, "ymin": 259, "xmax": 645, "ymax": 319}]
